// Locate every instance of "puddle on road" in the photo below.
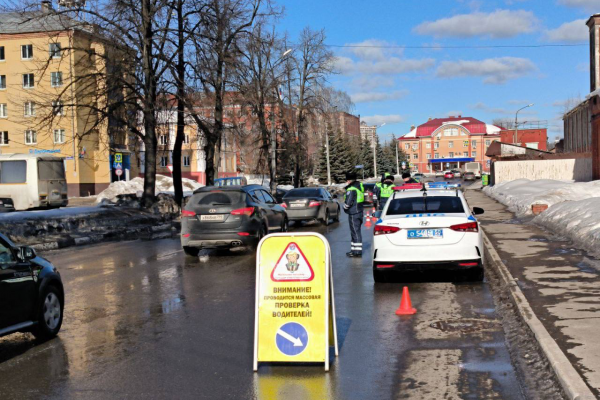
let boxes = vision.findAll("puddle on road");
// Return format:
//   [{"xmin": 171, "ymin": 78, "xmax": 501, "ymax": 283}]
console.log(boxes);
[{"xmin": 429, "ymin": 319, "xmax": 500, "ymax": 334}]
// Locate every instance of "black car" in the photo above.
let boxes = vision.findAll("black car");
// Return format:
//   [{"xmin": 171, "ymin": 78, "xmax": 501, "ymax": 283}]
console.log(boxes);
[
  {"xmin": 281, "ymin": 188, "xmax": 340, "ymax": 225},
  {"xmin": 180, "ymin": 185, "xmax": 288, "ymax": 255},
  {"xmin": 0, "ymin": 233, "xmax": 64, "ymax": 339}
]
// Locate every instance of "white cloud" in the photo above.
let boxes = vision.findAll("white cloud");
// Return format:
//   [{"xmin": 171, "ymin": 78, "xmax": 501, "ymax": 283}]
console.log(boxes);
[
  {"xmin": 546, "ymin": 19, "xmax": 588, "ymax": 42},
  {"xmin": 351, "ymin": 90, "xmax": 409, "ymax": 103},
  {"xmin": 470, "ymin": 102, "xmax": 537, "ymax": 115},
  {"xmin": 508, "ymin": 99, "xmax": 531, "ymax": 105},
  {"xmin": 333, "ymin": 56, "xmax": 355, "ymax": 75},
  {"xmin": 346, "ymin": 39, "xmax": 403, "ymax": 61},
  {"xmin": 436, "ymin": 57, "xmax": 536, "ymax": 84},
  {"xmin": 446, "ymin": 110, "xmax": 463, "ymax": 117},
  {"xmin": 361, "ymin": 114, "xmax": 406, "ymax": 126},
  {"xmin": 336, "ymin": 56, "xmax": 435, "ymax": 76},
  {"xmin": 558, "ymin": 0, "xmax": 599, "ymax": 11},
  {"xmin": 414, "ymin": 10, "xmax": 539, "ymax": 39},
  {"xmin": 351, "ymin": 75, "xmax": 395, "ymax": 90}
]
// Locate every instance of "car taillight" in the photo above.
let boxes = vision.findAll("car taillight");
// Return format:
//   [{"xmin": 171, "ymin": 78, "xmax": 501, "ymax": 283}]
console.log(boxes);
[
  {"xmin": 308, "ymin": 201, "xmax": 321, "ymax": 207},
  {"xmin": 374, "ymin": 225, "xmax": 401, "ymax": 235},
  {"xmin": 181, "ymin": 210, "xmax": 196, "ymax": 217},
  {"xmin": 237, "ymin": 232, "xmax": 250, "ymax": 236},
  {"xmin": 281, "ymin": 203, "xmax": 288, "ymax": 208},
  {"xmin": 231, "ymin": 207, "xmax": 255, "ymax": 216},
  {"xmin": 450, "ymin": 222, "xmax": 478, "ymax": 232}
]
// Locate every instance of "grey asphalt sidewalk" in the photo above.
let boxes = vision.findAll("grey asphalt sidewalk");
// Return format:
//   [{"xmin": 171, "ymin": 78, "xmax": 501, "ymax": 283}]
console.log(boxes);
[{"xmin": 465, "ymin": 187, "xmax": 600, "ymax": 399}]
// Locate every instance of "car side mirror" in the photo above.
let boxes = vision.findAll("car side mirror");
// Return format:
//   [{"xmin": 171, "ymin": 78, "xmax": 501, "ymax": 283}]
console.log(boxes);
[
  {"xmin": 374, "ymin": 211, "xmax": 382, "ymax": 218},
  {"xmin": 473, "ymin": 207, "xmax": 484, "ymax": 215},
  {"xmin": 20, "ymin": 246, "xmax": 36, "ymax": 261}
]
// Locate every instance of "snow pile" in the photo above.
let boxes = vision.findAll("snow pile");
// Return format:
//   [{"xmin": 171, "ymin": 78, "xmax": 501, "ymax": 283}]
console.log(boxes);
[
  {"xmin": 96, "ymin": 174, "xmax": 203, "ymax": 203},
  {"xmin": 483, "ymin": 179, "xmax": 600, "ymax": 217},
  {"xmin": 534, "ymin": 198, "xmax": 600, "ymax": 258}
]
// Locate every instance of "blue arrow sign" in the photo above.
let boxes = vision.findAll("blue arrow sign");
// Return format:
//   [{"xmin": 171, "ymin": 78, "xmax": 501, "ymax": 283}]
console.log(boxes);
[{"xmin": 276, "ymin": 322, "xmax": 308, "ymax": 356}]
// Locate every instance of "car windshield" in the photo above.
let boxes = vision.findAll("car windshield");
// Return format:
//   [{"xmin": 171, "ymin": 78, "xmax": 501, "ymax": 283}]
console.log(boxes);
[
  {"xmin": 387, "ymin": 196, "xmax": 465, "ymax": 215},
  {"xmin": 284, "ymin": 188, "xmax": 320, "ymax": 198},
  {"xmin": 192, "ymin": 190, "xmax": 245, "ymax": 205}
]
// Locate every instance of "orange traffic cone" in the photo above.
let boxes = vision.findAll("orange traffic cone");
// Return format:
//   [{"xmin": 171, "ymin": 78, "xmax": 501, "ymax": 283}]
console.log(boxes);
[
  {"xmin": 372, "ymin": 207, "xmax": 376, "ymax": 213},
  {"xmin": 395, "ymin": 286, "xmax": 417, "ymax": 315},
  {"xmin": 364, "ymin": 218, "xmax": 372, "ymax": 229},
  {"xmin": 366, "ymin": 211, "xmax": 371, "ymax": 219}
]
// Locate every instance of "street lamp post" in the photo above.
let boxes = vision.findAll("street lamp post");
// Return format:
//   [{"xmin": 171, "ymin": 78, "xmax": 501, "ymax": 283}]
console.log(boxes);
[
  {"xmin": 514, "ymin": 103, "xmax": 534, "ymax": 144},
  {"xmin": 270, "ymin": 49, "xmax": 293, "ymax": 194},
  {"xmin": 373, "ymin": 123, "xmax": 385, "ymax": 178}
]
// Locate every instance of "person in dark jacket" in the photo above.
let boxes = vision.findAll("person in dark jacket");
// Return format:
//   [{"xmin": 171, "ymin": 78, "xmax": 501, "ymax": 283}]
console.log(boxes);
[
  {"xmin": 343, "ymin": 172, "xmax": 364, "ymax": 257},
  {"xmin": 378, "ymin": 175, "xmax": 395, "ymax": 210},
  {"xmin": 402, "ymin": 172, "xmax": 418, "ymax": 184}
]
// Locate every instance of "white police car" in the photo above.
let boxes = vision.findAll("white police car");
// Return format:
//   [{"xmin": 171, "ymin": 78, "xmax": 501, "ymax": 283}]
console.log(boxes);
[{"xmin": 371, "ymin": 182, "xmax": 484, "ymax": 282}]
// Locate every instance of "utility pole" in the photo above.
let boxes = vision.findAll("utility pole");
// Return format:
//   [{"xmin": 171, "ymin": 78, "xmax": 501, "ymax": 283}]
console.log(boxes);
[
  {"xmin": 325, "ymin": 127, "xmax": 331, "ymax": 186},
  {"xmin": 514, "ymin": 103, "xmax": 534, "ymax": 144},
  {"xmin": 395, "ymin": 141, "xmax": 400, "ymax": 175}
]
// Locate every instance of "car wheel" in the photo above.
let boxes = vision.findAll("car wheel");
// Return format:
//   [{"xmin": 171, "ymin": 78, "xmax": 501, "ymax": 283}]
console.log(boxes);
[
  {"xmin": 323, "ymin": 209, "xmax": 331, "ymax": 226},
  {"xmin": 254, "ymin": 224, "xmax": 267, "ymax": 248},
  {"xmin": 333, "ymin": 206, "xmax": 340, "ymax": 222},
  {"xmin": 183, "ymin": 246, "xmax": 200, "ymax": 257},
  {"xmin": 373, "ymin": 268, "xmax": 389, "ymax": 283},
  {"xmin": 32, "ymin": 285, "xmax": 63, "ymax": 340},
  {"xmin": 281, "ymin": 218, "xmax": 289, "ymax": 232}
]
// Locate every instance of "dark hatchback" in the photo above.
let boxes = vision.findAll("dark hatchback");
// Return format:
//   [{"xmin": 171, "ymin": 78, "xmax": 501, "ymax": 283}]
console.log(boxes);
[
  {"xmin": 0, "ymin": 233, "xmax": 64, "ymax": 339},
  {"xmin": 281, "ymin": 188, "xmax": 340, "ymax": 225},
  {"xmin": 180, "ymin": 185, "xmax": 288, "ymax": 255}
]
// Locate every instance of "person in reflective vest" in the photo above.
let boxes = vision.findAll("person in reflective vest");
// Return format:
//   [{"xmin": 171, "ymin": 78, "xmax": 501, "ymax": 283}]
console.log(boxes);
[
  {"xmin": 343, "ymin": 172, "xmax": 364, "ymax": 257},
  {"xmin": 373, "ymin": 172, "xmax": 391, "ymax": 209},
  {"xmin": 378, "ymin": 175, "xmax": 395, "ymax": 210}
]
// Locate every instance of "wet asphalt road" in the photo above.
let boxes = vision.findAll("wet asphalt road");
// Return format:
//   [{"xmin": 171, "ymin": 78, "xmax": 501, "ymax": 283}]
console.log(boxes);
[{"xmin": 0, "ymin": 181, "xmax": 525, "ymax": 400}]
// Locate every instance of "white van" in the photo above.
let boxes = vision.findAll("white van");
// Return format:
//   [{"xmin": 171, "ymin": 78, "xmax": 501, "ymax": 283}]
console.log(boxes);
[
  {"xmin": 0, "ymin": 154, "xmax": 68, "ymax": 211},
  {"xmin": 463, "ymin": 162, "xmax": 481, "ymax": 179}
]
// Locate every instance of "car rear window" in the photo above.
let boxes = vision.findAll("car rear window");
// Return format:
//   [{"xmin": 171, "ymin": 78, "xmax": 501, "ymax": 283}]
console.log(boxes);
[
  {"xmin": 387, "ymin": 196, "xmax": 465, "ymax": 215},
  {"xmin": 38, "ymin": 160, "xmax": 65, "ymax": 180},
  {"xmin": 284, "ymin": 188, "xmax": 320, "ymax": 198},
  {"xmin": 192, "ymin": 191, "xmax": 245, "ymax": 206},
  {"xmin": 363, "ymin": 184, "xmax": 375, "ymax": 191}
]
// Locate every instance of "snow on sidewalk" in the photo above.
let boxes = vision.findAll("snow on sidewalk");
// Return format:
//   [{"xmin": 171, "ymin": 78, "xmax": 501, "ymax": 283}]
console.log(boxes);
[
  {"xmin": 483, "ymin": 178, "xmax": 600, "ymax": 258},
  {"xmin": 96, "ymin": 174, "xmax": 204, "ymax": 203}
]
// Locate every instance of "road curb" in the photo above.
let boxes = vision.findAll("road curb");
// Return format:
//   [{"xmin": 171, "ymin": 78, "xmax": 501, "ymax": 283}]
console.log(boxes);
[{"xmin": 482, "ymin": 230, "xmax": 596, "ymax": 400}]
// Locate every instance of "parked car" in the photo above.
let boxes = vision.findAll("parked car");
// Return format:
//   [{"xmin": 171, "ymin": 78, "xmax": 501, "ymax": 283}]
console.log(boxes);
[
  {"xmin": 371, "ymin": 184, "xmax": 484, "ymax": 282},
  {"xmin": 435, "ymin": 171, "xmax": 445, "ymax": 177},
  {"xmin": 274, "ymin": 188, "xmax": 289, "ymax": 203},
  {"xmin": 0, "ymin": 197, "xmax": 15, "ymax": 213},
  {"xmin": 215, "ymin": 176, "xmax": 248, "ymax": 186},
  {"xmin": 281, "ymin": 188, "xmax": 340, "ymax": 225},
  {"xmin": 362, "ymin": 183, "xmax": 376, "ymax": 204},
  {"xmin": 463, "ymin": 172, "xmax": 476, "ymax": 181},
  {"xmin": 451, "ymin": 169, "xmax": 461, "ymax": 178},
  {"xmin": 412, "ymin": 173, "xmax": 424, "ymax": 182},
  {"xmin": 180, "ymin": 185, "xmax": 288, "ymax": 255},
  {"xmin": 0, "ymin": 233, "xmax": 64, "ymax": 339},
  {"xmin": 444, "ymin": 171, "xmax": 454, "ymax": 179}
]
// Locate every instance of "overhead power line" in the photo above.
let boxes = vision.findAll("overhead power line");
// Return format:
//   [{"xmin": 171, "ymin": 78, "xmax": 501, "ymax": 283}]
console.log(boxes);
[{"xmin": 326, "ymin": 43, "xmax": 587, "ymax": 50}]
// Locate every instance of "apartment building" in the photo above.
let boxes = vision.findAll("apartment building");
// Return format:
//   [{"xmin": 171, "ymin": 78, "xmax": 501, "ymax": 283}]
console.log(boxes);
[
  {"xmin": 360, "ymin": 121, "xmax": 377, "ymax": 146},
  {"xmin": 398, "ymin": 116, "xmax": 500, "ymax": 173},
  {"xmin": 0, "ymin": 3, "xmax": 127, "ymax": 196}
]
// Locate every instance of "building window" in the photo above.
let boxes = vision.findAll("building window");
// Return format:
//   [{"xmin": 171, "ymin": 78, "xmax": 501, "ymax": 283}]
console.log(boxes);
[
  {"xmin": 444, "ymin": 128, "xmax": 458, "ymax": 136},
  {"xmin": 434, "ymin": 153, "xmax": 439, "ymax": 159},
  {"xmin": 0, "ymin": 104, "xmax": 6, "ymax": 118},
  {"xmin": 0, "ymin": 46, "xmax": 4, "ymax": 61},
  {"xmin": 183, "ymin": 155, "xmax": 190, "ymax": 167},
  {"xmin": 23, "ymin": 74, "xmax": 34, "ymax": 88},
  {"xmin": 159, "ymin": 135, "xmax": 168, "ymax": 145},
  {"xmin": 426, "ymin": 142, "xmax": 431, "ymax": 149},
  {"xmin": 426, "ymin": 154, "xmax": 431, "ymax": 159},
  {"xmin": 51, "ymin": 72, "xmax": 63, "ymax": 87},
  {"xmin": 0, "ymin": 131, "xmax": 8, "ymax": 145},
  {"xmin": 25, "ymin": 130, "xmax": 37, "ymax": 145},
  {"xmin": 0, "ymin": 75, "xmax": 5, "ymax": 90},
  {"xmin": 184, "ymin": 134, "xmax": 190, "ymax": 144},
  {"xmin": 160, "ymin": 156, "xmax": 168, "ymax": 167},
  {"xmin": 463, "ymin": 140, "xmax": 469, "ymax": 148},
  {"xmin": 472, "ymin": 140, "xmax": 477, "ymax": 148},
  {"xmin": 472, "ymin": 151, "xmax": 477, "ymax": 158},
  {"xmin": 404, "ymin": 143, "xmax": 409, "ymax": 150},
  {"xmin": 448, "ymin": 141, "xmax": 453, "ymax": 148},
  {"xmin": 49, "ymin": 43, "xmax": 61, "ymax": 58},
  {"xmin": 24, "ymin": 101, "xmax": 35, "ymax": 117},
  {"xmin": 485, "ymin": 140, "xmax": 491, "ymax": 146},
  {"xmin": 434, "ymin": 142, "xmax": 439, "ymax": 149},
  {"xmin": 53, "ymin": 129, "xmax": 65, "ymax": 144},
  {"xmin": 463, "ymin": 151, "xmax": 468, "ymax": 157},
  {"xmin": 52, "ymin": 100, "xmax": 63, "ymax": 115},
  {"xmin": 449, "ymin": 152, "xmax": 454, "ymax": 158},
  {"xmin": 412, "ymin": 154, "xmax": 417, "ymax": 160},
  {"xmin": 412, "ymin": 144, "xmax": 418, "ymax": 150},
  {"xmin": 21, "ymin": 44, "xmax": 33, "ymax": 60}
]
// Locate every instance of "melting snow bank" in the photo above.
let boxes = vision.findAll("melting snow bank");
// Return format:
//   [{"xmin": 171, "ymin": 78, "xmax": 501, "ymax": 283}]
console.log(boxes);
[
  {"xmin": 534, "ymin": 198, "xmax": 600, "ymax": 258},
  {"xmin": 483, "ymin": 179, "xmax": 600, "ymax": 217},
  {"xmin": 483, "ymin": 179, "xmax": 600, "ymax": 258},
  {"xmin": 96, "ymin": 175, "xmax": 203, "ymax": 203}
]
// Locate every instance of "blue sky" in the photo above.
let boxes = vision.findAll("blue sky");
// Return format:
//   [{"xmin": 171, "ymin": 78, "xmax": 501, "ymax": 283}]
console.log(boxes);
[{"xmin": 278, "ymin": 0, "xmax": 597, "ymax": 141}]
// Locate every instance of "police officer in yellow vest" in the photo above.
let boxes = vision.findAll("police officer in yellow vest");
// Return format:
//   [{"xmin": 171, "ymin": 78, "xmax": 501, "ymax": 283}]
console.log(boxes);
[
  {"xmin": 378, "ymin": 174, "xmax": 395, "ymax": 210},
  {"xmin": 374, "ymin": 172, "xmax": 391, "ymax": 210},
  {"xmin": 343, "ymin": 172, "xmax": 364, "ymax": 257}
]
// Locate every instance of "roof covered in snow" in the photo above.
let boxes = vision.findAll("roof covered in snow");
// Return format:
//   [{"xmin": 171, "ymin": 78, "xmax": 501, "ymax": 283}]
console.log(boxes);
[{"xmin": 399, "ymin": 116, "xmax": 501, "ymax": 140}]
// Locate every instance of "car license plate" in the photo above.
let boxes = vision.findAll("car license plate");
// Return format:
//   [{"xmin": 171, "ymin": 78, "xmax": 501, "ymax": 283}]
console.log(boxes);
[
  {"xmin": 200, "ymin": 214, "xmax": 225, "ymax": 221},
  {"xmin": 290, "ymin": 203, "xmax": 305, "ymax": 208},
  {"xmin": 407, "ymin": 229, "xmax": 443, "ymax": 239}
]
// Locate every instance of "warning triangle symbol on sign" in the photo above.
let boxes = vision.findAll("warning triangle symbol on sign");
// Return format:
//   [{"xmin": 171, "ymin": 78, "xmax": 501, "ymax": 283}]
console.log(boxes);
[{"xmin": 271, "ymin": 242, "xmax": 315, "ymax": 282}]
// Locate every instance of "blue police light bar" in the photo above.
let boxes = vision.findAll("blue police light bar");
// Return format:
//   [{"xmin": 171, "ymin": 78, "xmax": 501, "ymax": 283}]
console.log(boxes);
[{"xmin": 427, "ymin": 182, "xmax": 462, "ymax": 189}]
